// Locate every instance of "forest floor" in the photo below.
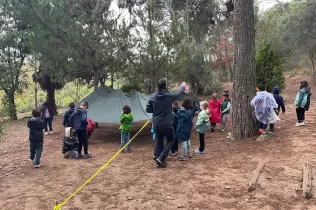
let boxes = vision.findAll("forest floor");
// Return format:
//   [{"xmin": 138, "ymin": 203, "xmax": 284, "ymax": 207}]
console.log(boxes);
[{"xmin": 1, "ymin": 75, "xmax": 316, "ymax": 210}]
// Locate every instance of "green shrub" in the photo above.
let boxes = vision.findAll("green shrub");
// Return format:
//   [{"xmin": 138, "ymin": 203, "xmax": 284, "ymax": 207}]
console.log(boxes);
[{"xmin": 256, "ymin": 43, "xmax": 285, "ymax": 92}]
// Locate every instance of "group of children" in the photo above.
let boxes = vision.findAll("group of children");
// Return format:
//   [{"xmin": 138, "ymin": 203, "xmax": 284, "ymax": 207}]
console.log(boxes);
[
  {"xmin": 251, "ymin": 80, "xmax": 312, "ymax": 135},
  {"xmin": 147, "ymin": 91, "xmax": 232, "ymax": 162},
  {"xmin": 27, "ymin": 101, "xmax": 94, "ymax": 168},
  {"xmin": 27, "ymin": 81, "xmax": 312, "ymax": 168}
]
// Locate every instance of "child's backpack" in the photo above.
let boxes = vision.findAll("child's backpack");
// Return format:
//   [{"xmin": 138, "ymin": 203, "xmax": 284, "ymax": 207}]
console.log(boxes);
[
  {"xmin": 72, "ymin": 111, "xmax": 83, "ymax": 130},
  {"xmin": 305, "ymin": 92, "xmax": 312, "ymax": 111}
]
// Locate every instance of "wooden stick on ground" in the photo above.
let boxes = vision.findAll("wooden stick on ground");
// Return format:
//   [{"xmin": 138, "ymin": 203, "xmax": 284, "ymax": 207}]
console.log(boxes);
[
  {"xmin": 248, "ymin": 162, "xmax": 265, "ymax": 192},
  {"xmin": 302, "ymin": 163, "xmax": 313, "ymax": 199}
]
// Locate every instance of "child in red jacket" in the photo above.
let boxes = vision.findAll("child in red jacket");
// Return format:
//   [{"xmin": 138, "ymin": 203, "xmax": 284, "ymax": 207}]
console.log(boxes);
[{"xmin": 87, "ymin": 118, "xmax": 95, "ymax": 139}]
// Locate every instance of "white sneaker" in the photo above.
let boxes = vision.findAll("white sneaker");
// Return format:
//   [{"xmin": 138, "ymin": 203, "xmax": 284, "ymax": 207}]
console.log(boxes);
[
  {"xmin": 34, "ymin": 164, "xmax": 40, "ymax": 168},
  {"xmin": 49, "ymin": 131, "xmax": 54, "ymax": 135},
  {"xmin": 45, "ymin": 132, "xmax": 48, "ymax": 136},
  {"xmin": 294, "ymin": 122, "xmax": 305, "ymax": 127},
  {"xmin": 29, "ymin": 159, "xmax": 34, "ymax": 164}
]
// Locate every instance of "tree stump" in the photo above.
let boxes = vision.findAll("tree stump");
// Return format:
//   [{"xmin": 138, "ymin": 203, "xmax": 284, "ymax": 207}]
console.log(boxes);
[
  {"xmin": 302, "ymin": 163, "xmax": 313, "ymax": 199},
  {"xmin": 95, "ymin": 122, "xmax": 99, "ymax": 128},
  {"xmin": 248, "ymin": 162, "xmax": 265, "ymax": 192}
]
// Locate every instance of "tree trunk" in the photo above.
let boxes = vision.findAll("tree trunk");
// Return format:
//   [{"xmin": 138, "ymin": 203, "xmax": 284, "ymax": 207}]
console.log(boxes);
[
  {"xmin": 35, "ymin": 87, "xmax": 38, "ymax": 108},
  {"xmin": 46, "ymin": 87, "xmax": 57, "ymax": 115},
  {"xmin": 231, "ymin": 0, "xmax": 257, "ymax": 140},
  {"xmin": 302, "ymin": 163, "xmax": 313, "ymax": 199},
  {"xmin": 110, "ymin": 73, "xmax": 114, "ymax": 88},
  {"xmin": 310, "ymin": 53, "xmax": 315, "ymax": 77},
  {"xmin": 6, "ymin": 92, "xmax": 17, "ymax": 120}
]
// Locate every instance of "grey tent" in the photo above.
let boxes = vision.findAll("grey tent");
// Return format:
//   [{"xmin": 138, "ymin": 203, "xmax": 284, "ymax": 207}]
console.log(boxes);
[{"xmin": 78, "ymin": 86, "xmax": 152, "ymax": 123}]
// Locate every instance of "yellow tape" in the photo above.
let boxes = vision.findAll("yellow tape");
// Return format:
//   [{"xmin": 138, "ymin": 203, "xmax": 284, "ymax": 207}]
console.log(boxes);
[{"xmin": 54, "ymin": 120, "xmax": 150, "ymax": 210}]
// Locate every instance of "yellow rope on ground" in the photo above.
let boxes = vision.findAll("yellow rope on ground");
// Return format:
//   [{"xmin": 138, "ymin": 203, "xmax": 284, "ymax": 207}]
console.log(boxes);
[{"xmin": 54, "ymin": 120, "xmax": 151, "ymax": 210}]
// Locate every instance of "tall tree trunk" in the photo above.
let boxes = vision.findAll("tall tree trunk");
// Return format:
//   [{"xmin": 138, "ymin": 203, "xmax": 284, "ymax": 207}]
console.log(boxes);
[
  {"xmin": 310, "ymin": 53, "xmax": 315, "ymax": 77},
  {"xmin": 232, "ymin": 0, "xmax": 257, "ymax": 140},
  {"xmin": 6, "ymin": 92, "xmax": 17, "ymax": 120},
  {"xmin": 46, "ymin": 87, "xmax": 57, "ymax": 115},
  {"xmin": 35, "ymin": 87, "xmax": 38, "ymax": 108},
  {"xmin": 110, "ymin": 73, "xmax": 114, "ymax": 88}
]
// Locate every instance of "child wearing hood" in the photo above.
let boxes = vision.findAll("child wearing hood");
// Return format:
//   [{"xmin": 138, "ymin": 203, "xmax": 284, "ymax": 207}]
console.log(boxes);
[
  {"xmin": 120, "ymin": 105, "xmax": 134, "ymax": 153},
  {"xmin": 195, "ymin": 101, "xmax": 209, "ymax": 154},
  {"xmin": 295, "ymin": 81, "xmax": 311, "ymax": 127},
  {"xmin": 251, "ymin": 84, "xmax": 279, "ymax": 135},
  {"xmin": 270, "ymin": 86, "xmax": 285, "ymax": 131},
  {"xmin": 177, "ymin": 97, "xmax": 195, "ymax": 161}
]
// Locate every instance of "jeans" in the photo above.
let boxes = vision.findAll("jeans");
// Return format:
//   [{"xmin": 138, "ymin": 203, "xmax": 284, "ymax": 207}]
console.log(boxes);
[
  {"xmin": 30, "ymin": 141, "xmax": 43, "ymax": 165},
  {"xmin": 154, "ymin": 125, "xmax": 175, "ymax": 160},
  {"xmin": 44, "ymin": 118, "xmax": 52, "ymax": 132},
  {"xmin": 121, "ymin": 132, "xmax": 131, "ymax": 152},
  {"xmin": 221, "ymin": 113, "xmax": 228, "ymax": 127},
  {"xmin": 77, "ymin": 129, "xmax": 88, "ymax": 155},
  {"xmin": 171, "ymin": 137, "xmax": 178, "ymax": 153},
  {"xmin": 259, "ymin": 122, "xmax": 267, "ymax": 130},
  {"xmin": 198, "ymin": 133, "xmax": 205, "ymax": 152},
  {"xmin": 296, "ymin": 107, "xmax": 305, "ymax": 122},
  {"xmin": 181, "ymin": 140, "xmax": 191, "ymax": 157}
]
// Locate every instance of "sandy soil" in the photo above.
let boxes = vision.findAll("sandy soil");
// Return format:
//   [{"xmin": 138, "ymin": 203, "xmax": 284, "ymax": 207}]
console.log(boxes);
[{"xmin": 1, "ymin": 75, "xmax": 316, "ymax": 210}]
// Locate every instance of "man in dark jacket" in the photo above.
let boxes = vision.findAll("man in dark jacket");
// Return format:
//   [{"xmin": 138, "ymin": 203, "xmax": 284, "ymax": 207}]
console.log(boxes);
[
  {"xmin": 28, "ymin": 109, "xmax": 46, "ymax": 168},
  {"xmin": 146, "ymin": 79, "xmax": 186, "ymax": 168}
]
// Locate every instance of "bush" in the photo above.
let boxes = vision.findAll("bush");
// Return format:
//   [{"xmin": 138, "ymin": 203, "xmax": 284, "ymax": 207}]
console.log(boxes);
[
  {"xmin": 256, "ymin": 43, "xmax": 285, "ymax": 92},
  {"xmin": 121, "ymin": 83, "xmax": 142, "ymax": 94}
]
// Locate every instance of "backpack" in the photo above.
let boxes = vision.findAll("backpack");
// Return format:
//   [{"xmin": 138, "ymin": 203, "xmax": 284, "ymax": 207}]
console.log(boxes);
[
  {"xmin": 72, "ymin": 111, "xmax": 83, "ymax": 130},
  {"xmin": 62, "ymin": 136, "xmax": 78, "ymax": 154},
  {"xmin": 305, "ymin": 92, "xmax": 312, "ymax": 111}
]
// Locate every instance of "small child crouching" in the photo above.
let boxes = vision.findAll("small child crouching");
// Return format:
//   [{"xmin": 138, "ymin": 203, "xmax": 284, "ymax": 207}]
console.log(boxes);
[
  {"xmin": 195, "ymin": 101, "xmax": 209, "ymax": 154},
  {"xmin": 177, "ymin": 97, "xmax": 195, "ymax": 161},
  {"xmin": 28, "ymin": 109, "xmax": 46, "ymax": 168},
  {"xmin": 120, "ymin": 105, "xmax": 134, "ymax": 153}
]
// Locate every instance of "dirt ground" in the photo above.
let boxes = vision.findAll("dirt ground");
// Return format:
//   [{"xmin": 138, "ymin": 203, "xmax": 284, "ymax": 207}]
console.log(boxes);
[{"xmin": 1, "ymin": 75, "xmax": 316, "ymax": 210}]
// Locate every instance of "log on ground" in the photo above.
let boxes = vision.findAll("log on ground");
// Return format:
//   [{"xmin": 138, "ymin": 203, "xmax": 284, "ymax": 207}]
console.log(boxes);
[
  {"xmin": 248, "ymin": 162, "xmax": 265, "ymax": 192},
  {"xmin": 302, "ymin": 163, "xmax": 313, "ymax": 199}
]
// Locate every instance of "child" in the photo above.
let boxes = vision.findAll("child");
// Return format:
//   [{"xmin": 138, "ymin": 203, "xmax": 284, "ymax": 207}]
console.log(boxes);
[
  {"xmin": 270, "ymin": 86, "xmax": 285, "ymax": 131},
  {"xmin": 120, "ymin": 105, "xmax": 134, "ymax": 153},
  {"xmin": 177, "ymin": 97, "xmax": 195, "ymax": 161},
  {"xmin": 209, "ymin": 93, "xmax": 221, "ymax": 132},
  {"xmin": 295, "ymin": 81, "xmax": 310, "ymax": 127},
  {"xmin": 221, "ymin": 90, "xmax": 230, "ymax": 101},
  {"xmin": 251, "ymin": 84, "xmax": 279, "ymax": 134},
  {"xmin": 41, "ymin": 101, "xmax": 54, "ymax": 135},
  {"xmin": 70, "ymin": 101, "xmax": 92, "ymax": 159},
  {"xmin": 195, "ymin": 101, "xmax": 209, "ymax": 154},
  {"xmin": 170, "ymin": 105, "xmax": 179, "ymax": 156},
  {"xmin": 63, "ymin": 102, "xmax": 75, "ymax": 128},
  {"xmin": 87, "ymin": 118, "xmax": 95, "ymax": 139},
  {"xmin": 28, "ymin": 109, "xmax": 46, "ymax": 168},
  {"xmin": 220, "ymin": 94, "xmax": 231, "ymax": 132}
]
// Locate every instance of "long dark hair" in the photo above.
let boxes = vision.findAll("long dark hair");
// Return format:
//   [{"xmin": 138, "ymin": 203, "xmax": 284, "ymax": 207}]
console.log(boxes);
[
  {"xmin": 300, "ymin": 80, "xmax": 309, "ymax": 89},
  {"xmin": 182, "ymin": 97, "xmax": 193, "ymax": 109}
]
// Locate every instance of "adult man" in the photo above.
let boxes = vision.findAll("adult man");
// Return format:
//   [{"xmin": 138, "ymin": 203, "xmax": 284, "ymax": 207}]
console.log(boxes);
[{"xmin": 146, "ymin": 79, "xmax": 186, "ymax": 168}]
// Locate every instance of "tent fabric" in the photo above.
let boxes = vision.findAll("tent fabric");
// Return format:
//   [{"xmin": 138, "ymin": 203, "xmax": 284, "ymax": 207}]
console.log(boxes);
[{"xmin": 78, "ymin": 86, "xmax": 152, "ymax": 123}]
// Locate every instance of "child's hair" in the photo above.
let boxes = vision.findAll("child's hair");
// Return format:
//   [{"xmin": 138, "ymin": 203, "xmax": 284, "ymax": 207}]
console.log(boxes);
[
  {"xmin": 172, "ymin": 106, "xmax": 179, "ymax": 113},
  {"xmin": 32, "ymin": 109, "xmax": 41, "ymax": 118},
  {"xmin": 157, "ymin": 79, "xmax": 167, "ymax": 89},
  {"xmin": 212, "ymin": 93, "xmax": 217, "ymax": 99},
  {"xmin": 200, "ymin": 100, "xmax": 208, "ymax": 110},
  {"xmin": 182, "ymin": 97, "xmax": 193, "ymax": 109},
  {"xmin": 258, "ymin": 84, "xmax": 266, "ymax": 91},
  {"xmin": 223, "ymin": 93, "xmax": 229, "ymax": 97},
  {"xmin": 300, "ymin": 80, "xmax": 309, "ymax": 89},
  {"xmin": 122, "ymin": 105, "xmax": 131, "ymax": 114},
  {"xmin": 80, "ymin": 101, "xmax": 89, "ymax": 108},
  {"xmin": 68, "ymin": 102, "xmax": 75, "ymax": 109}
]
